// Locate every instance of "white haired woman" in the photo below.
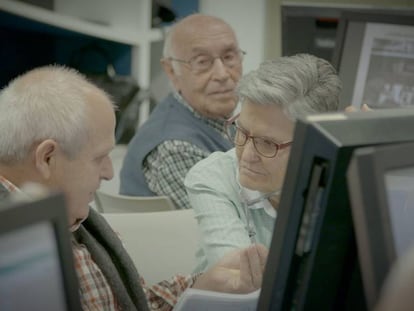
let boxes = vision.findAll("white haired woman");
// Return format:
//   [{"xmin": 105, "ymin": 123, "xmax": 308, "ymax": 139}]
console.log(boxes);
[{"xmin": 185, "ymin": 53, "xmax": 342, "ymax": 273}]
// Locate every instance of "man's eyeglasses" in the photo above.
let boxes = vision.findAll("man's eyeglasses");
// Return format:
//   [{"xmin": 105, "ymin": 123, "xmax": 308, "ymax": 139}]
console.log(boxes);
[
  {"xmin": 168, "ymin": 49, "xmax": 246, "ymax": 74},
  {"xmin": 225, "ymin": 114, "xmax": 292, "ymax": 158}
]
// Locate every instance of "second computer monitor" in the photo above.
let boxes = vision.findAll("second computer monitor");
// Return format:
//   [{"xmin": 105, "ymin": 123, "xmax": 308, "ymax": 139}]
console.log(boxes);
[{"xmin": 347, "ymin": 141, "xmax": 414, "ymax": 309}]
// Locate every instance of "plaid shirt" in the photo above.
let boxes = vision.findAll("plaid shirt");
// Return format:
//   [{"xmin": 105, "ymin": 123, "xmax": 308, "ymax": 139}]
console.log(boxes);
[
  {"xmin": 143, "ymin": 93, "xmax": 228, "ymax": 209},
  {"xmin": 72, "ymin": 239, "xmax": 198, "ymax": 311},
  {"xmin": 0, "ymin": 176, "xmax": 198, "ymax": 311}
]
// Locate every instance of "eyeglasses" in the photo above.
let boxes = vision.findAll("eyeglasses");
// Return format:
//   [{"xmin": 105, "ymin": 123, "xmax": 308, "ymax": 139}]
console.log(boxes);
[
  {"xmin": 225, "ymin": 114, "xmax": 293, "ymax": 158},
  {"xmin": 168, "ymin": 49, "xmax": 246, "ymax": 74}
]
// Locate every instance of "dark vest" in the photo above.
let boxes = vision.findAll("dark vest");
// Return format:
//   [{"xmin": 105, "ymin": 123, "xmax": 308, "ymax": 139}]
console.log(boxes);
[{"xmin": 119, "ymin": 93, "xmax": 232, "ymax": 196}]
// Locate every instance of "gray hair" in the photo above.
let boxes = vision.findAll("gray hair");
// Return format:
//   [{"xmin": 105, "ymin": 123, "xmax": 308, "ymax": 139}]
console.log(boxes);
[
  {"xmin": 162, "ymin": 15, "xmax": 189, "ymax": 78},
  {"xmin": 0, "ymin": 65, "xmax": 114, "ymax": 164},
  {"xmin": 162, "ymin": 21, "xmax": 175, "ymax": 59},
  {"xmin": 236, "ymin": 53, "xmax": 342, "ymax": 120},
  {"xmin": 162, "ymin": 22, "xmax": 180, "ymax": 75}
]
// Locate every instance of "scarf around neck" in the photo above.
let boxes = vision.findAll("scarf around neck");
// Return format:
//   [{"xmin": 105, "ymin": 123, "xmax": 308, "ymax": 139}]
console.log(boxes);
[{"xmin": 74, "ymin": 209, "xmax": 149, "ymax": 311}]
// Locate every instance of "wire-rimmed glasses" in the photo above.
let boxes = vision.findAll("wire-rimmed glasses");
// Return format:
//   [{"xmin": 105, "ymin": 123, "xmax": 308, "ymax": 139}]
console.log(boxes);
[
  {"xmin": 225, "ymin": 114, "xmax": 293, "ymax": 158},
  {"xmin": 168, "ymin": 49, "xmax": 246, "ymax": 74}
]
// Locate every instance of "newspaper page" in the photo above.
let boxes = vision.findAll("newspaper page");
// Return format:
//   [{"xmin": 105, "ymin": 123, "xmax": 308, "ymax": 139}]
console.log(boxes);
[{"xmin": 352, "ymin": 23, "xmax": 414, "ymax": 109}]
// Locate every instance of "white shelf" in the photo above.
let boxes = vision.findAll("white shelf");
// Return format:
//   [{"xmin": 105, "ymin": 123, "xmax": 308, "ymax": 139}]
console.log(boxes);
[
  {"xmin": 1, "ymin": 0, "xmax": 165, "ymax": 125},
  {"xmin": 0, "ymin": 0, "xmax": 163, "ymax": 45}
]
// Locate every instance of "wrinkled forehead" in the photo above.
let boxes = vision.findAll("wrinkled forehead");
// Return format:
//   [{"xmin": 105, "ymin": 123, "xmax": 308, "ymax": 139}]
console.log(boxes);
[{"xmin": 172, "ymin": 20, "xmax": 238, "ymax": 56}]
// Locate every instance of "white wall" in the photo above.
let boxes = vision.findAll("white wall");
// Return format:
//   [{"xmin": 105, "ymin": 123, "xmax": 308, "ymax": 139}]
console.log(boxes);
[{"xmin": 199, "ymin": 0, "xmax": 267, "ymax": 75}]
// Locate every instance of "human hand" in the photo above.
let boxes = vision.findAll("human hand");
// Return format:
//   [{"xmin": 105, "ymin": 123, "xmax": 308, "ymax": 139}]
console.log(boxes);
[
  {"xmin": 344, "ymin": 104, "xmax": 372, "ymax": 112},
  {"xmin": 192, "ymin": 244, "xmax": 268, "ymax": 294}
]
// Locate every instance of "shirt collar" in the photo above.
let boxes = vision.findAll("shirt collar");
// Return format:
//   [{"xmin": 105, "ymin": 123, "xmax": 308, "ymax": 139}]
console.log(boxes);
[
  {"xmin": 0, "ymin": 175, "xmax": 84, "ymax": 232},
  {"xmin": 0, "ymin": 175, "xmax": 24, "ymax": 195},
  {"xmin": 0, "ymin": 176, "xmax": 55, "ymax": 202},
  {"xmin": 235, "ymin": 169, "xmax": 277, "ymax": 219},
  {"xmin": 172, "ymin": 91, "xmax": 228, "ymax": 136}
]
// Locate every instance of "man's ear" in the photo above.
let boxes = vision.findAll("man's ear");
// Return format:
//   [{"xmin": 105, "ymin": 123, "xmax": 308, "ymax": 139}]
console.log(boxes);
[
  {"xmin": 160, "ymin": 58, "xmax": 180, "ymax": 91},
  {"xmin": 34, "ymin": 139, "xmax": 59, "ymax": 179}
]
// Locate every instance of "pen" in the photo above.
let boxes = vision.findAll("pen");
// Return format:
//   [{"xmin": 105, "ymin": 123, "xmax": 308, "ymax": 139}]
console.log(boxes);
[{"xmin": 241, "ymin": 189, "xmax": 281, "ymax": 244}]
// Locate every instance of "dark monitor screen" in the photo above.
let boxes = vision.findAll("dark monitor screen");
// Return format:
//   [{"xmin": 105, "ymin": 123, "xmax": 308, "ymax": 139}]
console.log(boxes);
[
  {"xmin": 347, "ymin": 142, "xmax": 414, "ymax": 309},
  {"xmin": 0, "ymin": 193, "xmax": 81, "ymax": 311},
  {"xmin": 257, "ymin": 108, "xmax": 414, "ymax": 310},
  {"xmin": 281, "ymin": 3, "xmax": 344, "ymax": 61},
  {"xmin": 331, "ymin": 9, "xmax": 414, "ymax": 110}
]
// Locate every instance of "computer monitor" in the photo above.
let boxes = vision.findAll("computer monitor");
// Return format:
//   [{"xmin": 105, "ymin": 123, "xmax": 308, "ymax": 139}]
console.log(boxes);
[
  {"xmin": 257, "ymin": 108, "xmax": 414, "ymax": 310},
  {"xmin": 331, "ymin": 9, "xmax": 414, "ymax": 110},
  {"xmin": 0, "ymin": 193, "xmax": 82, "ymax": 311},
  {"xmin": 347, "ymin": 141, "xmax": 414, "ymax": 309}
]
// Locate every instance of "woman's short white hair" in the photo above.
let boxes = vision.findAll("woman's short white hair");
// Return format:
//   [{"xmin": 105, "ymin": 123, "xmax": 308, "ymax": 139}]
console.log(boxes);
[
  {"xmin": 236, "ymin": 53, "xmax": 342, "ymax": 120},
  {"xmin": 0, "ymin": 65, "xmax": 114, "ymax": 164}
]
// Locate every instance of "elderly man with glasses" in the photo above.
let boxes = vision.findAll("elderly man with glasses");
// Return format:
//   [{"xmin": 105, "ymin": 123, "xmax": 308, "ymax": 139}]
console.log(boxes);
[
  {"xmin": 120, "ymin": 14, "xmax": 243, "ymax": 209},
  {"xmin": 185, "ymin": 53, "xmax": 342, "ymax": 273}
]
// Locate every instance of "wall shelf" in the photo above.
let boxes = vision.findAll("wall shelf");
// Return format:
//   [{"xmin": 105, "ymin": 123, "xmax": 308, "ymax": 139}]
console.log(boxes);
[{"xmin": 0, "ymin": 0, "xmax": 163, "ymax": 45}]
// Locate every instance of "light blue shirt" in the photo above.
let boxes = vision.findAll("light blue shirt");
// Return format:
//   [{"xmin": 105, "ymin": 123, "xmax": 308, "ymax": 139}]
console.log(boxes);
[{"xmin": 184, "ymin": 149, "xmax": 276, "ymax": 273}]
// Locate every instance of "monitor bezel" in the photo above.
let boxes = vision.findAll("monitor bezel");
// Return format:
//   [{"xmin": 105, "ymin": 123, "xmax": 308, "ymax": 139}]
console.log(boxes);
[
  {"xmin": 331, "ymin": 9, "xmax": 414, "ymax": 110},
  {"xmin": 0, "ymin": 193, "xmax": 82, "ymax": 311},
  {"xmin": 347, "ymin": 141, "xmax": 414, "ymax": 309}
]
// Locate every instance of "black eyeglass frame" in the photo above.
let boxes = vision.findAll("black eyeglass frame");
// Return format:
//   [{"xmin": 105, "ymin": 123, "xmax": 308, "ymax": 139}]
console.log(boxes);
[{"xmin": 225, "ymin": 113, "xmax": 293, "ymax": 158}]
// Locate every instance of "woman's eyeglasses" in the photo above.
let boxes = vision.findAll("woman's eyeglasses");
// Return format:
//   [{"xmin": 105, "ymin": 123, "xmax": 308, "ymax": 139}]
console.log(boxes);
[{"xmin": 225, "ymin": 114, "xmax": 292, "ymax": 158}]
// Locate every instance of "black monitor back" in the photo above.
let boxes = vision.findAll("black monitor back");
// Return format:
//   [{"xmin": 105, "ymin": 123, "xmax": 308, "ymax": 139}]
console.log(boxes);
[{"xmin": 258, "ymin": 108, "xmax": 414, "ymax": 310}]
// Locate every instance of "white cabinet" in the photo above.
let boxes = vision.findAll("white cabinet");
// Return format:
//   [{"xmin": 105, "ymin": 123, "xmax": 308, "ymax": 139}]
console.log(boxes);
[{"xmin": 0, "ymin": 0, "xmax": 164, "ymax": 124}]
